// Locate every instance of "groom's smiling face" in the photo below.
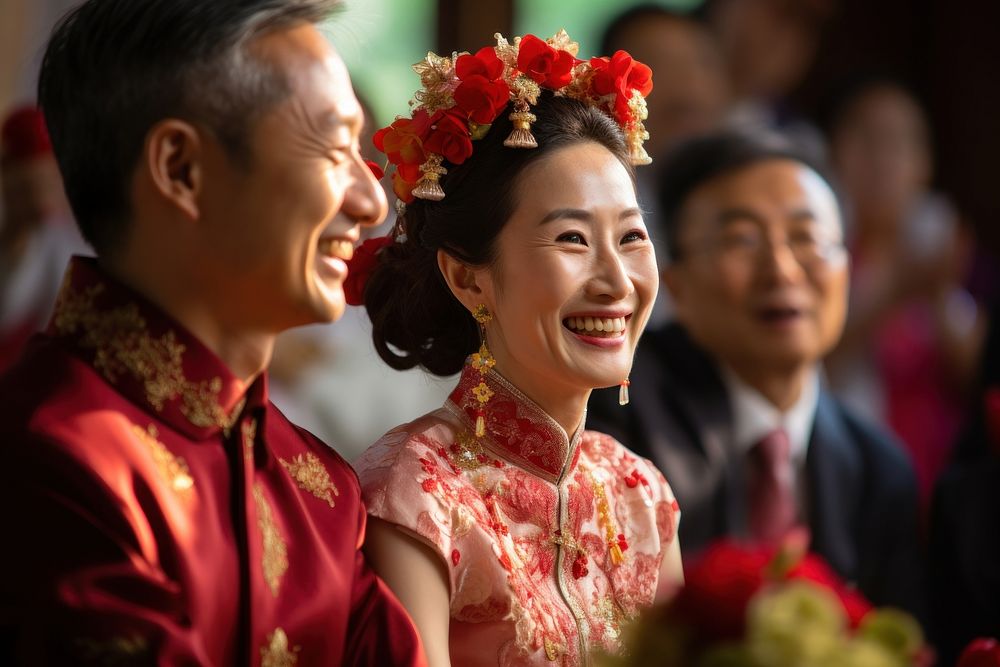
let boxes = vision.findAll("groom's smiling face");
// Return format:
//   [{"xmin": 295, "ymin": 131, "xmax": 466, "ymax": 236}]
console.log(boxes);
[{"xmin": 199, "ymin": 23, "xmax": 387, "ymax": 329}]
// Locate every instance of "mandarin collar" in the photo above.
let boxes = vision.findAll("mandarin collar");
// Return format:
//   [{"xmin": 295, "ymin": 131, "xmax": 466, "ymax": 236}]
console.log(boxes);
[
  {"xmin": 47, "ymin": 256, "xmax": 264, "ymax": 439},
  {"xmin": 447, "ymin": 360, "xmax": 583, "ymax": 483}
]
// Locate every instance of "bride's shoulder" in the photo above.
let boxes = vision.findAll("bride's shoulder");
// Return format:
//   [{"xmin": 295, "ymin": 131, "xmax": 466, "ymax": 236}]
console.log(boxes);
[{"xmin": 355, "ymin": 408, "xmax": 459, "ymax": 472}]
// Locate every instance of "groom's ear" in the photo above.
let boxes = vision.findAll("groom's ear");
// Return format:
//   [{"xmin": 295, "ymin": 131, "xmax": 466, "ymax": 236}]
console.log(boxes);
[
  {"xmin": 437, "ymin": 249, "xmax": 493, "ymax": 314},
  {"xmin": 143, "ymin": 118, "xmax": 203, "ymax": 221}
]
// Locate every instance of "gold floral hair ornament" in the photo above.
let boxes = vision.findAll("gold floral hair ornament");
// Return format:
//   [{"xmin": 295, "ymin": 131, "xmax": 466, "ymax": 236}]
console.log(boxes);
[{"xmin": 372, "ymin": 30, "xmax": 654, "ymax": 205}]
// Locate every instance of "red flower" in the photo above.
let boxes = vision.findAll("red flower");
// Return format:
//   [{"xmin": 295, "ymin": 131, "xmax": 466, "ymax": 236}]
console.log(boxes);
[
  {"xmin": 455, "ymin": 46, "xmax": 510, "ymax": 125},
  {"xmin": 958, "ymin": 638, "xmax": 1000, "ymax": 667},
  {"xmin": 364, "ymin": 159, "xmax": 384, "ymax": 180},
  {"xmin": 788, "ymin": 553, "xmax": 873, "ymax": 627},
  {"xmin": 590, "ymin": 50, "xmax": 653, "ymax": 97},
  {"xmin": 455, "ymin": 75, "xmax": 511, "ymax": 124},
  {"xmin": 373, "ymin": 109, "xmax": 432, "ymax": 171},
  {"xmin": 456, "ymin": 46, "xmax": 505, "ymax": 81},
  {"xmin": 342, "ymin": 236, "xmax": 392, "ymax": 306},
  {"xmin": 673, "ymin": 537, "xmax": 877, "ymax": 641},
  {"xmin": 675, "ymin": 540, "xmax": 771, "ymax": 641},
  {"xmin": 424, "ymin": 110, "xmax": 474, "ymax": 165},
  {"xmin": 391, "ymin": 172, "xmax": 416, "ymax": 204},
  {"xmin": 589, "ymin": 50, "xmax": 653, "ymax": 123},
  {"xmin": 517, "ymin": 34, "xmax": 576, "ymax": 88},
  {"xmin": 451, "ymin": 549, "xmax": 462, "ymax": 566}
]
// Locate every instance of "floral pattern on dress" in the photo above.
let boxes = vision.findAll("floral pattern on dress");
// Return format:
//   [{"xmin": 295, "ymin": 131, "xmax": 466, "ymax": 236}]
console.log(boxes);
[{"xmin": 356, "ymin": 363, "xmax": 682, "ymax": 666}]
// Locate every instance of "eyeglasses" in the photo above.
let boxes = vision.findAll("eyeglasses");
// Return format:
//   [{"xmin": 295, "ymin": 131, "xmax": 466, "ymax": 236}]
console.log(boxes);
[{"xmin": 681, "ymin": 227, "xmax": 847, "ymax": 269}]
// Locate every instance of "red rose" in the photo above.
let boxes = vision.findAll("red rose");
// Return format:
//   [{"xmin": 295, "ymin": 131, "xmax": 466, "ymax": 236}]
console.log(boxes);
[
  {"xmin": 343, "ymin": 236, "xmax": 393, "ymax": 306},
  {"xmin": 590, "ymin": 51, "xmax": 653, "ymax": 97},
  {"xmin": 456, "ymin": 46, "xmax": 505, "ymax": 81},
  {"xmin": 589, "ymin": 51, "xmax": 654, "ymax": 123},
  {"xmin": 674, "ymin": 540, "xmax": 771, "ymax": 641},
  {"xmin": 958, "ymin": 638, "xmax": 1000, "ymax": 667},
  {"xmin": 423, "ymin": 110, "xmax": 473, "ymax": 165},
  {"xmin": 364, "ymin": 159, "xmax": 384, "ymax": 180},
  {"xmin": 517, "ymin": 34, "xmax": 576, "ymax": 89},
  {"xmin": 455, "ymin": 75, "xmax": 511, "ymax": 124},
  {"xmin": 373, "ymin": 109, "xmax": 432, "ymax": 170},
  {"xmin": 455, "ymin": 47, "xmax": 510, "ymax": 123}
]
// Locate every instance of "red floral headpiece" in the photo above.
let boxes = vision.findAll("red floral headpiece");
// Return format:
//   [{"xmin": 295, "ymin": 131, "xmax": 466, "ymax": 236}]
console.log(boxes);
[{"xmin": 373, "ymin": 30, "xmax": 654, "ymax": 204}]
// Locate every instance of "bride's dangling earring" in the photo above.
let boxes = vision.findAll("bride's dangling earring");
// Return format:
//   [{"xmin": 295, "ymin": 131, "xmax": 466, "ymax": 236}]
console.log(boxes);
[
  {"xmin": 470, "ymin": 304, "xmax": 496, "ymax": 438},
  {"xmin": 619, "ymin": 377, "xmax": 631, "ymax": 406}
]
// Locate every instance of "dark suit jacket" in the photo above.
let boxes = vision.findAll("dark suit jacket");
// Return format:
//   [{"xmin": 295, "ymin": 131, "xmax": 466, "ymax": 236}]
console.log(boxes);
[{"xmin": 588, "ymin": 322, "xmax": 925, "ymax": 618}]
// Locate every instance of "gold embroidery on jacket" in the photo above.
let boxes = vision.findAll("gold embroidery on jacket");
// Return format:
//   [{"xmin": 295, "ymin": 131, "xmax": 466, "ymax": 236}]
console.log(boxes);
[
  {"xmin": 261, "ymin": 628, "xmax": 299, "ymax": 667},
  {"xmin": 280, "ymin": 452, "xmax": 339, "ymax": 508},
  {"xmin": 242, "ymin": 418, "xmax": 257, "ymax": 464},
  {"xmin": 253, "ymin": 482, "xmax": 288, "ymax": 596},
  {"xmin": 131, "ymin": 424, "xmax": 193, "ymax": 496},
  {"xmin": 52, "ymin": 275, "xmax": 241, "ymax": 431}
]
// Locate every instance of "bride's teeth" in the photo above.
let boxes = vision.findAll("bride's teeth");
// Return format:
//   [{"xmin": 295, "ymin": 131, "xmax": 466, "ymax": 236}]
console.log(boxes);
[{"xmin": 563, "ymin": 315, "xmax": 629, "ymax": 335}]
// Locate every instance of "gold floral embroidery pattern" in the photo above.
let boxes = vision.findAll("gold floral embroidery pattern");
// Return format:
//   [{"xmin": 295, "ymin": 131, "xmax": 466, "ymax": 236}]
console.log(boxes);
[
  {"xmin": 52, "ymin": 273, "xmax": 241, "ymax": 431},
  {"xmin": 594, "ymin": 595, "xmax": 629, "ymax": 647},
  {"xmin": 242, "ymin": 418, "xmax": 257, "ymax": 464},
  {"xmin": 253, "ymin": 482, "xmax": 288, "ymax": 596},
  {"xmin": 261, "ymin": 628, "xmax": 299, "ymax": 667},
  {"xmin": 76, "ymin": 634, "xmax": 150, "ymax": 663},
  {"xmin": 451, "ymin": 431, "xmax": 490, "ymax": 471},
  {"xmin": 131, "ymin": 424, "xmax": 193, "ymax": 497},
  {"xmin": 280, "ymin": 452, "xmax": 339, "ymax": 508}
]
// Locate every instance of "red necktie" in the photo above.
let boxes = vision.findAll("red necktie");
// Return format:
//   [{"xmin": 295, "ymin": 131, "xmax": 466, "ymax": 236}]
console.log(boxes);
[{"xmin": 748, "ymin": 428, "xmax": 797, "ymax": 545}]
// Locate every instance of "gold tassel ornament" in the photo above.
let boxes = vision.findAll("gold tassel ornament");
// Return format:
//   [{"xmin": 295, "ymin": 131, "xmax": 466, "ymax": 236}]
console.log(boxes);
[
  {"xmin": 504, "ymin": 102, "xmax": 538, "ymax": 149},
  {"xmin": 412, "ymin": 153, "xmax": 448, "ymax": 201}
]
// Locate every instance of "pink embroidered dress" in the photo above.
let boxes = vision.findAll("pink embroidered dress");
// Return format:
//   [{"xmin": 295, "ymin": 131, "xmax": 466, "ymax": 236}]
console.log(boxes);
[{"xmin": 355, "ymin": 362, "xmax": 682, "ymax": 666}]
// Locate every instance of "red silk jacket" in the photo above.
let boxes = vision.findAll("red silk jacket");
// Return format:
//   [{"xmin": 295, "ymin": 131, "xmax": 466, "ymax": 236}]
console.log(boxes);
[{"xmin": 0, "ymin": 256, "xmax": 425, "ymax": 666}]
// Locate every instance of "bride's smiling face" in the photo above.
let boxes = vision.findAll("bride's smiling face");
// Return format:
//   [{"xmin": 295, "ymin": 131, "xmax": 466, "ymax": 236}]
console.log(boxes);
[{"xmin": 477, "ymin": 141, "xmax": 658, "ymax": 400}]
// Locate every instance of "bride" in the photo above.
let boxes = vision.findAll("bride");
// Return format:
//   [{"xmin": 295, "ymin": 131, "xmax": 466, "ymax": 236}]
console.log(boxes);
[{"xmin": 350, "ymin": 31, "xmax": 683, "ymax": 666}]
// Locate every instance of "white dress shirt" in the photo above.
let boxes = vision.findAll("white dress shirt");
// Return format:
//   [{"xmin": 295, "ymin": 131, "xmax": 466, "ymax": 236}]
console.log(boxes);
[{"xmin": 720, "ymin": 365, "xmax": 820, "ymax": 519}]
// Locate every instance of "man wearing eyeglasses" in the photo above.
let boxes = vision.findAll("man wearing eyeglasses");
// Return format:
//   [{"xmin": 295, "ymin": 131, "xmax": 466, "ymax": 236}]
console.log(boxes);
[{"xmin": 589, "ymin": 131, "xmax": 924, "ymax": 619}]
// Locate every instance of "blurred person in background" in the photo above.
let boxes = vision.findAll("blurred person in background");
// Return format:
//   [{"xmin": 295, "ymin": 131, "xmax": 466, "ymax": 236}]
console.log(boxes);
[
  {"xmin": 825, "ymin": 77, "xmax": 988, "ymax": 513},
  {"xmin": 704, "ymin": 0, "xmax": 833, "ymax": 163},
  {"xmin": 600, "ymin": 4, "xmax": 730, "ymax": 166},
  {"xmin": 589, "ymin": 131, "xmax": 924, "ymax": 619},
  {"xmin": 0, "ymin": 105, "xmax": 86, "ymax": 372},
  {"xmin": 600, "ymin": 4, "xmax": 730, "ymax": 323},
  {"xmin": 929, "ymin": 297, "xmax": 1000, "ymax": 665}
]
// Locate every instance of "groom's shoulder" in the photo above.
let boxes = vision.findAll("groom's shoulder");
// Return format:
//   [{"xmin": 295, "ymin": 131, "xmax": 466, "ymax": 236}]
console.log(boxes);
[{"xmin": 0, "ymin": 333, "xmax": 129, "ymax": 442}]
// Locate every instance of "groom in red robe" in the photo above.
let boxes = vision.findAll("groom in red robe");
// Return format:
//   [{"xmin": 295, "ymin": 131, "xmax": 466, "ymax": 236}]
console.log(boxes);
[{"xmin": 0, "ymin": 1, "xmax": 425, "ymax": 664}]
